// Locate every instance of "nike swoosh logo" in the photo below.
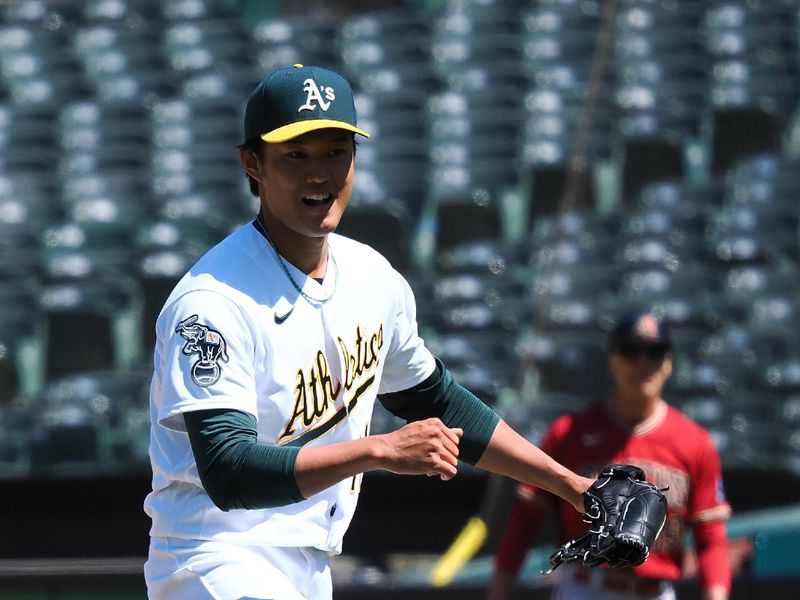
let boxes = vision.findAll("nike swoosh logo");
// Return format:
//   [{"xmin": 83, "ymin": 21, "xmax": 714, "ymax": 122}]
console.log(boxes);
[{"xmin": 274, "ymin": 307, "xmax": 294, "ymax": 324}]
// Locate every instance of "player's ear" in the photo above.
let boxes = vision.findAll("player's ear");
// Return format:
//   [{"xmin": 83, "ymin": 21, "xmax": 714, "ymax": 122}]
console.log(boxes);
[
  {"xmin": 239, "ymin": 148, "xmax": 262, "ymax": 180},
  {"xmin": 662, "ymin": 353, "xmax": 673, "ymax": 377}
]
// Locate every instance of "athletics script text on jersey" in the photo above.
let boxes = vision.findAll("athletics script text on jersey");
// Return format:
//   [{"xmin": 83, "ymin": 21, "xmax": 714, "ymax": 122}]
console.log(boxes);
[{"xmin": 278, "ymin": 323, "xmax": 383, "ymax": 445}]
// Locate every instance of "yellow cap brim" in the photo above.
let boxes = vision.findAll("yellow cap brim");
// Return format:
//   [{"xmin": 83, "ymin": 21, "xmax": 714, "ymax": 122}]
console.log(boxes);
[{"xmin": 261, "ymin": 119, "xmax": 370, "ymax": 143}]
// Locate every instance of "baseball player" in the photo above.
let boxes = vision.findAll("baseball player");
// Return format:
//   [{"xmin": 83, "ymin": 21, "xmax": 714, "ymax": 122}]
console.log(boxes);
[
  {"xmin": 487, "ymin": 309, "xmax": 732, "ymax": 600},
  {"xmin": 143, "ymin": 64, "xmax": 600, "ymax": 600}
]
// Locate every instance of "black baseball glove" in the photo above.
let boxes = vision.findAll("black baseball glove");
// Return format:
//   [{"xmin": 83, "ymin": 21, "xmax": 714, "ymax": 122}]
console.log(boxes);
[{"xmin": 544, "ymin": 464, "xmax": 668, "ymax": 574}]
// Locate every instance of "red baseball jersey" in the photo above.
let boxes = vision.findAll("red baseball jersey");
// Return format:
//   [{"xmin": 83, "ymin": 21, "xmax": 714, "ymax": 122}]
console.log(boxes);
[{"xmin": 502, "ymin": 400, "xmax": 730, "ymax": 581}]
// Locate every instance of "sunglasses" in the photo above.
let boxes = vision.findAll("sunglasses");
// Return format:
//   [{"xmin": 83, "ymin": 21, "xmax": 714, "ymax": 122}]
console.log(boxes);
[{"xmin": 613, "ymin": 342, "xmax": 670, "ymax": 362}]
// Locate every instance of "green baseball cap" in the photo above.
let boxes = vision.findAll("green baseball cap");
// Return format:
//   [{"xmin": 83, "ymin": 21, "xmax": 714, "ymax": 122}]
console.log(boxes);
[{"xmin": 243, "ymin": 64, "xmax": 370, "ymax": 143}]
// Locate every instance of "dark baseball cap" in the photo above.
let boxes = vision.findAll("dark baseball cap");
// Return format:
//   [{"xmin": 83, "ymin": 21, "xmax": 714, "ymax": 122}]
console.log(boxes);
[
  {"xmin": 243, "ymin": 64, "xmax": 370, "ymax": 143},
  {"xmin": 609, "ymin": 309, "xmax": 671, "ymax": 349}
]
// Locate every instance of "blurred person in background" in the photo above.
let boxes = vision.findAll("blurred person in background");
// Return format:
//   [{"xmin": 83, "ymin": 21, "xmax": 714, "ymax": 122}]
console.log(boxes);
[{"xmin": 486, "ymin": 309, "xmax": 731, "ymax": 600}]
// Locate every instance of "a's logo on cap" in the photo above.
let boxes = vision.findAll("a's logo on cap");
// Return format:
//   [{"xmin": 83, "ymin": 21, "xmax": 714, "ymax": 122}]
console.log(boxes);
[
  {"xmin": 298, "ymin": 78, "xmax": 335, "ymax": 112},
  {"xmin": 634, "ymin": 313, "xmax": 660, "ymax": 339}
]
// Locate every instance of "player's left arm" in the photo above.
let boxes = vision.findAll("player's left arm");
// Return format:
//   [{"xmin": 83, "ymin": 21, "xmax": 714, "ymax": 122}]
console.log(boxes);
[
  {"xmin": 378, "ymin": 270, "xmax": 592, "ymax": 510},
  {"xmin": 690, "ymin": 435, "xmax": 732, "ymax": 599},
  {"xmin": 475, "ymin": 419, "xmax": 591, "ymax": 512},
  {"xmin": 378, "ymin": 359, "xmax": 591, "ymax": 512},
  {"xmin": 694, "ymin": 518, "xmax": 730, "ymax": 600}
]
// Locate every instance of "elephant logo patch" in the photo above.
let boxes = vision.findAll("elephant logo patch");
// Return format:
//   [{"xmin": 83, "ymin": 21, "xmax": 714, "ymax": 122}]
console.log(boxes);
[{"xmin": 175, "ymin": 315, "xmax": 229, "ymax": 386}]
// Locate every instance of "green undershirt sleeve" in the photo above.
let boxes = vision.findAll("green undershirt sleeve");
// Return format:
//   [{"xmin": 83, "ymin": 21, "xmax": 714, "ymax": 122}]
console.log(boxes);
[
  {"xmin": 378, "ymin": 358, "xmax": 500, "ymax": 465},
  {"xmin": 183, "ymin": 408, "xmax": 304, "ymax": 511}
]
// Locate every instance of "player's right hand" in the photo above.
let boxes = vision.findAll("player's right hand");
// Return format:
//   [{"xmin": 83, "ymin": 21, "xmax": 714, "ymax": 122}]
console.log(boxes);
[{"xmin": 375, "ymin": 418, "xmax": 463, "ymax": 480}]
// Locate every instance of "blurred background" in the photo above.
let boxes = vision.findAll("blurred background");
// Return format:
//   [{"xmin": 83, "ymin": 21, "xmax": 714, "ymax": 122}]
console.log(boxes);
[{"xmin": 1, "ymin": 0, "xmax": 800, "ymax": 598}]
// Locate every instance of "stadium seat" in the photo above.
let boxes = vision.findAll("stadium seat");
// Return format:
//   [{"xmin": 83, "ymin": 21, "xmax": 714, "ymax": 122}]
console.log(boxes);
[
  {"xmin": 27, "ymin": 368, "xmax": 151, "ymax": 472},
  {"xmin": 671, "ymin": 393, "xmax": 729, "ymax": 430},
  {"xmin": 335, "ymin": 200, "xmax": 415, "ymax": 274},
  {"xmin": 161, "ymin": 18, "xmax": 252, "ymax": 88},
  {"xmin": 81, "ymin": 0, "xmax": 160, "ymax": 22},
  {"xmin": 134, "ymin": 216, "xmax": 215, "ymax": 355},
  {"xmin": 426, "ymin": 2, "xmax": 527, "ymax": 204},
  {"xmin": 427, "ymin": 330, "xmax": 516, "ymax": 372},
  {"xmin": 621, "ymin": 203, "xmax": 708, "ymax": 242},
  {"xmin": 0, "ymin": 399, "xmax": 32, "ymax": 475},
  {"xmin": 677, "ymin": 387, "xmax": 780, "ymax": 469},
  {"xmin": 614, "ymin": 237, "xmax": 689, "ymax": 271},
  {"xmin": 620, "ymin": 263, "xmax": 718, "ymax": 309},
  {"xmin": 74, "ymin": 29, "xmax": 171, "ymax": 97},
  {"xmin": 619, "ymin": 138, "xmax": 686, "ymax": 206},
  {"xmin": 700, "ymin": 323, "xmax": 800, "ymax": 390},
  {"xmin": 519, "ymin": 0, "xmax": 612, "ymax": 177},
  {"xmin": 669, "ymin": 357, "xmax": 739, "ymax": 398},
  {"xmin": 637, "ymin": 179, "xmax": 726, "ymax": 211},
  {"xmin": 718, "ymin": 264, "xmax": 798, "ymax": 320},
  {"xmin": 611, "ymin": 0, "xmax": 708, "ymax": 201},
  {"xmin": 531, "ymin": 298, "xmax": 610, "ymax": 336},
  {"xmin": 39, "ymin": 274, "xmax": 141, "ymax": 378},
  {"xmin": 427, "ymin": 87, "xmax": 523, "ymax": 200},
  {"xmin": 531, "ymin": 238, "xmax": 617, "ymax": 280},
  {"xmin": 779, "ymin": 394, "xmax": 800, "ymax": 432},
  {"xmin": 433, "ymin": 188, "xmax": 504, "ymax": 251},
  {"xmin": 724, "ymin": 155, "xmax": 800, "ymax": 210},
  {"xmin": 531, "ymin": 265, "xmax": 617, "ymax": 307},
  {"xmin": 747, "ymin": 293, "xmax": 799, "ymax": 334},
  {"xmin": 2, "ymin": 0, "xmax": 65, "ymax": 23},
  {"xmin": 2, "ymin": 104, "xmax": 58, "ymax": 157},
  {"xmin": 527, "ymin": 163, "xmax": 597, "ymax": 221},
  {"xmin": 161, "ymin": 0, "xmax": 224, "ymax": 21},
  {"xmin": 59, "ymin": 99, "xmax": 151, "ymax": 151},
  {"xmin": 520, "ymin": 330, "xmax": 612, "ymax": 397},
  {"xmin": 0, "ymin": 274, "xmax": 44, "ymax": 343},
  {"xmin": 430, "ymin": 271, "xmax": 527, "ymax": 309},
  {"xmin": 703, "ymin": 1, "xmax": 796, "ymax": 173},
  {"xmin": 0, "ymin": 338, "xmax": 22, "ymax": 403},
  {"xmin": 706, "ymin": 230, "xmax": 776, "ymax": 267},
  {"xmin": 136, "ymin": 248, "xmax": 195, "ymax": 355},
  {"xmin": 251, "ymin": 16, "xmax": 341, "ymax": 74},
  {"xmin": 435, "ymin": 238, "xmax": 529, "ymax": 276},
  {"xmin": 341, "ymin": 10, "xmax": 430, "ymax": 73},
  {"xmin": 428, "ymin": 301, "xmax": 520, "ymax": 338},
  {"xmin": 427, "ymin": 266, "xmax": 527, "ymax": 336},
  {"xmin": 358, "ymin": 89, "xmax": 429, "ymax": 140}
]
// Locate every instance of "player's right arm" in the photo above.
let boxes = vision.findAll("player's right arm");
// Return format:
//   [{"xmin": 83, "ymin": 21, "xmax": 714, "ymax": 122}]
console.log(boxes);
[
  {"xmin": 293, "ymin": 417, "xmax": 463, "ymax": 495},
  {"xmin": 183, "ymin": 408, "xmax": 463, "ymax": 510}
]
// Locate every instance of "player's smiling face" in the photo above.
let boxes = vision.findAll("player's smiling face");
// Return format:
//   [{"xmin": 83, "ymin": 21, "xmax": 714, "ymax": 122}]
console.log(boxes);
[{"xmin": 259, "ymin": 128, "xmax": 355, "ymax": 239}]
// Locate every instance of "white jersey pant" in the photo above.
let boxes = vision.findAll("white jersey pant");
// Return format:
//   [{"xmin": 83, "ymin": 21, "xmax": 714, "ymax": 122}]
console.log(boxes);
[
  {"xmin": 552, "ymin": 570, "xmax": 675, "ymax": 600},
  {"xmin": 145, "ymin": 537, "xmax": 333, "ymax": 600}
]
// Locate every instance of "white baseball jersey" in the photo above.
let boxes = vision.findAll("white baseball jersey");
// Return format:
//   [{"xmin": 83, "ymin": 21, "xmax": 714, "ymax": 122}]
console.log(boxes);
[{"xmin": 144, "ymin": 222, "xmax": 436, "ymax": 554}]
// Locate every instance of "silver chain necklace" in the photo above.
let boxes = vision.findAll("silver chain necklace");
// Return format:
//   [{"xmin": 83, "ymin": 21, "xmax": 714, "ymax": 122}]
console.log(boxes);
[{"xmin": 254, "ymin": 215, "xmax": 338, "ymax": 305}]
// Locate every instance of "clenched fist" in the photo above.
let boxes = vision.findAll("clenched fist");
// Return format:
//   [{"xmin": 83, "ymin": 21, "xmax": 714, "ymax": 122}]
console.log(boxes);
[{"xmin": 376, "ymin": 418, "xmax": 464, "ymax": 480}]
